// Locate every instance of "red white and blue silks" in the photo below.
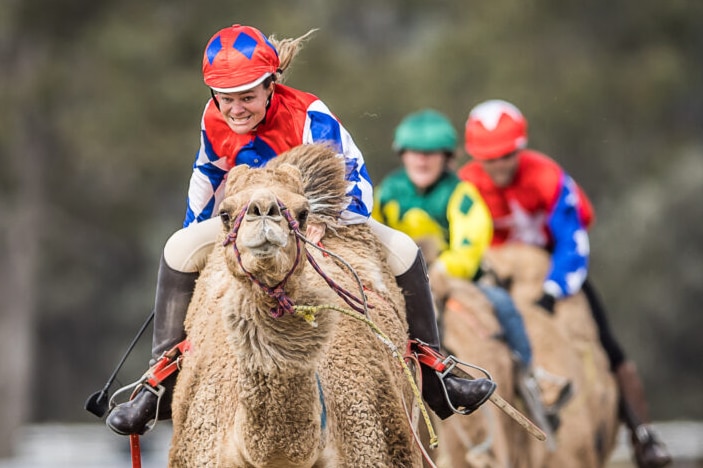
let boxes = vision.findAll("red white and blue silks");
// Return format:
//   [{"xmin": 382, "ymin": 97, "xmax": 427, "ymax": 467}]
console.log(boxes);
[
  {"xmin": 184, "ymin": 84, "xmax": 372, "ymax": 228},
  {"xmin": 459, "ymin": 150, "xmax": 594, "ymax": 298}
]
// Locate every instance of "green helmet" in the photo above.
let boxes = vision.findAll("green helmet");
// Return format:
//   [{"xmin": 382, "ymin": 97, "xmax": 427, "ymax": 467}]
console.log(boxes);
[{"xmin": 392, "ymin": 109, "xmax": 457, "ymax": 153}]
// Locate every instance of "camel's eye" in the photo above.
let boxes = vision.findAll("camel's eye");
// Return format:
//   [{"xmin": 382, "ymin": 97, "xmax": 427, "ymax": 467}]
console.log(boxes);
[
  {"xmin": 297, "ymin": 209, "xmax": 309, "ymax": 227},
  {"xmin": 220, "ymin": 211, "xmax": 232, "ymax": 230}
]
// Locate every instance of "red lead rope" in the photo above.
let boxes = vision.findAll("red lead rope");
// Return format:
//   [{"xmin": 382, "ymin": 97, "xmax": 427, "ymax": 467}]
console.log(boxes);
[
  {"xmin": 128, "ymin": 339, "xmax": 191, "ymax": 468},
  {"xmin": 130, "ymin": 434, "xmax": 141, "ymax": 468}
]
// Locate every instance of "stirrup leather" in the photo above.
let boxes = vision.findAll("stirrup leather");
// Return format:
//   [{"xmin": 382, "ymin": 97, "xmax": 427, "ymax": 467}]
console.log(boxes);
[
  {"xmin": 407, "ymin": 339, "xmax": 494, "ymax": 416},
  {"xmin": 145, "ymin": 339, "xmax": 191, "ymax": 388}
]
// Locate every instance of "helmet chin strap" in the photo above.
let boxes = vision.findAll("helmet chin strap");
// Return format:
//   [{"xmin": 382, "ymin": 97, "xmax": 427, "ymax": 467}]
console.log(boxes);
[
  {"xmin": 210, "ymin": 88, "xmax": 220, "ymax": 110},
  {"xmin": 265, "ymin": 87, "xmax": 273, "ymax": 109}
]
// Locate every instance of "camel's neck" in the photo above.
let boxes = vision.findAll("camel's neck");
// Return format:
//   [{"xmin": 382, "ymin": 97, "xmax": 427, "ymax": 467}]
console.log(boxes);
[
  {"xmin": 224, "ymin": 272, "xmax": 336, "ymax": 371},
  {"xmin": 231, "ymin": 368, "xmax": 327, "ymax": 466},
  {"xmin": 222, "ymin": 280, "xmax": 334, "ymax": 466}
]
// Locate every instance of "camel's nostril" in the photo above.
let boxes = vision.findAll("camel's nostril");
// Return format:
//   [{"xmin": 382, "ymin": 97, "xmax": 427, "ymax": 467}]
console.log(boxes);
[
  {"xmin": 268, "ymin": 204, "xmax": 281, "ymax": 217},
  {"xmin": 247, "ymin": 197, "xmax": 281, "ymax": 218}
]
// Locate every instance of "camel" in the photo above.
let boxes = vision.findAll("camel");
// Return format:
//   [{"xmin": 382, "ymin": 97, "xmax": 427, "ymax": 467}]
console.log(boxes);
[
  {"xmin": 421, "ymin": 243, "xmax": 619, "ymax": 467},
  {"xmin": 483, "ymin": 244, "xmax": 620, "ymax": 467},
  {"xmin": 168, "ymin": 144, "xmax": 423, "ymax": 467}
]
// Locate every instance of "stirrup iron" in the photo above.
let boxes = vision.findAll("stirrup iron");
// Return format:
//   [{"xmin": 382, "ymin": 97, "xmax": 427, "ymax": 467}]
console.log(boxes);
[{"xmin": 411, "ymin": 339, "xmax": 494, "ymax": 416}]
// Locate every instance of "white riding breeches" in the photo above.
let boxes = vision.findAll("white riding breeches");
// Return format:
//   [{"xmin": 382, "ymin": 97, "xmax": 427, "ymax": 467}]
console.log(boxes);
[
  {"xmin": 163, "ymin": 217, "xmax": 221, "ymax": 273},
  {"xmin": 365, "ymin": 218, "xmax": 419, "ymax": 275}
]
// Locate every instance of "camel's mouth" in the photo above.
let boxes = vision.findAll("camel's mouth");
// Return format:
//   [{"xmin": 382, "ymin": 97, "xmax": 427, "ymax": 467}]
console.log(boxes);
[
  {"xmin": 248, "ymin": 242, "xmax": 282, "ymax": 258},
  {"xmin": 240, "ymin": 219, "xmax": 289, "ymax": 257}
]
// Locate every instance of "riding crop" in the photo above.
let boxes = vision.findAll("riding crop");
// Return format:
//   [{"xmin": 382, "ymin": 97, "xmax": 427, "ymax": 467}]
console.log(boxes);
[{"xmin": 84, "ymin": 309, "xmax": 155, "ymax": 418}]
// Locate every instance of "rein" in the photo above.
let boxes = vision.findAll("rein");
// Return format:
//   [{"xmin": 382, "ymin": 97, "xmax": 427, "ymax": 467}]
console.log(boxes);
[{"xmin": 222, "ymin": 199, "xmax": 371, "ymax": 318}]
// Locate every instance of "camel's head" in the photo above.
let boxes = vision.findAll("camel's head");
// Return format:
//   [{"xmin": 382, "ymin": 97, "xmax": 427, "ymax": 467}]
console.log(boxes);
[{"xmin": 219, "ymin": 163, "xmax": 310, "ymax": 287}]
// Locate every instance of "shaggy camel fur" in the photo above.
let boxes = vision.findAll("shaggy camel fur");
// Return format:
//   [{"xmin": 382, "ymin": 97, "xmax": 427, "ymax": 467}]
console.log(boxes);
[
  {"xmin": 421, "ymin": 242, "xmax": 619, "ymax": 467},
  {"xmin": 168, "ymin": 144, "xmax": 422, "ymax": 467}
]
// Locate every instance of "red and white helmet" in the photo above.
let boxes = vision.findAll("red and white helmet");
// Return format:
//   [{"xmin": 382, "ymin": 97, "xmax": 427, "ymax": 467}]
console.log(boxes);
[
  {"xmin": 464, "ymin": 99, "xmax": 528, "ymax": 160},
  {"xmin": 202, "ymin": 24, "xmax": 280, "ymax": 93}
]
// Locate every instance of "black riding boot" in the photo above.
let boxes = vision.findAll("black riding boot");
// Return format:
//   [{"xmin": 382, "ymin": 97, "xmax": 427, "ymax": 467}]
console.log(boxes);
[
  {"xmin": 616, "ymin": 361, "xmax": 672, "ymax": 468},
  {"xmin": 397, "ymin": 250, "xmax": 496, "ymax": 420},
  {"xmin": 106, "ymin": 256, "xmax": 198, "ymax": 435},
  {"xmin": 584, "ymin": 280, "xmax": 671, "ymax": 467}
]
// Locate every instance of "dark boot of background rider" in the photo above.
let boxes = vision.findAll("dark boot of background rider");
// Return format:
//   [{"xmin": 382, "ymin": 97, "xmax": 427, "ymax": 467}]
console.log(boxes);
[{"xmin": 583, "ymin": 279, "xmax": 672, "ymax": 468}]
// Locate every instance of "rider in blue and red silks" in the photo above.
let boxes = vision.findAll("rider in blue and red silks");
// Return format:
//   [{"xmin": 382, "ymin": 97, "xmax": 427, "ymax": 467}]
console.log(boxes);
[
  {"xmin": 458, "ymin": 99, "xmax": 671, "ymax": 468},
  {"xmin": 105, "ymin": 24, "xmax": 495, "ymax": 436}
]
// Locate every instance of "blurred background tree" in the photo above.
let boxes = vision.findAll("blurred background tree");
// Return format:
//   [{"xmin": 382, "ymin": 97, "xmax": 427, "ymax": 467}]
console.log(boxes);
[{"xmin": 1, "ymin": 0, "xmax": 701, "ymax": 456}]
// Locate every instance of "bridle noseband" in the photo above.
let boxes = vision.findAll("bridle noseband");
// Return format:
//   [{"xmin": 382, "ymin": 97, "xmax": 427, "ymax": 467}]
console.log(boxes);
[{"xmin": 222, "ymin": 199, "xmax": 303, "ymax": 318}]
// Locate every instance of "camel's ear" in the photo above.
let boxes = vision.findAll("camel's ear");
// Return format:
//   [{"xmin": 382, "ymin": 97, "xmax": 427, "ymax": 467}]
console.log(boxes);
[
  {"xmin": 225, "ymin": 165, "xmax": 251, "ymax": 196},
  {"xmin": 275, "ymin": 163, "xmax": 304, "ymax": 193}
]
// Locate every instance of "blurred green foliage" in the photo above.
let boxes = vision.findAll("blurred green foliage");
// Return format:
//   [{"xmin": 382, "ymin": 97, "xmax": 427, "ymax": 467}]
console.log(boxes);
[{"xmin": 1, "ymin": 0, "xmax": 701, "ymax": 423}]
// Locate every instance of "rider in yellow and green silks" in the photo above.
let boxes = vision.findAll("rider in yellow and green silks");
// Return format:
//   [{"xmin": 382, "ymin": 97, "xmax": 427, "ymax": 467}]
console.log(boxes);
[{"xmin": 374, "ymin": 109, "xmax": 528, "ymax": 362}]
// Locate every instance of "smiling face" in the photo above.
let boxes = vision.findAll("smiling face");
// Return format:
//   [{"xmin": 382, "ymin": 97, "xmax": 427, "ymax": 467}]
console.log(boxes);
[
  {"xmin": 401, "ymin": 150, "xmax": 447, "ymax": 191},
  {"xmin": 215, "ymin": 82, "xmax": 273, "ymax": 134}
]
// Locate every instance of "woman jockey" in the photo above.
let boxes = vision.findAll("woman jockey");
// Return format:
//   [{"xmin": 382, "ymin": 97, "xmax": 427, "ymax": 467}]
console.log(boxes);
[{"xmin": 105, "ymin": 24, "xmax": 495, "ymax": 436}]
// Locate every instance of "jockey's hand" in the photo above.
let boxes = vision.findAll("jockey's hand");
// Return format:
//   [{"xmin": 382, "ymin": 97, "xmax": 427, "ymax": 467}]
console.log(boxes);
[
  {"xmin": 305, "ymin": 222, "xmax": 326, "ymax": 245},
  {"xmin": 535, "ymin": 292, "xmax": 556, "ymax": 315}
]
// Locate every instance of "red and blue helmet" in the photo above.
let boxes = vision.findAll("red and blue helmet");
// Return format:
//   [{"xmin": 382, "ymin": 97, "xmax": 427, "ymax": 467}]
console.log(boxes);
[
  {"xmin": 202, "ymin": 24, "xmax": 280, "ymax": 93},
  {"xmin": 464, "ymin": 100, "xmax": 528, "ymax": 160}
]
